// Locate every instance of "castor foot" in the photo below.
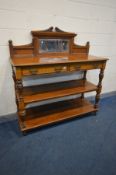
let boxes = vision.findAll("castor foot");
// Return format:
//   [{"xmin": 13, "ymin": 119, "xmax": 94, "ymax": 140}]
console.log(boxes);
[{"xmin": 22, "ymin": 131, "xmax": 27, "ymax": 136}]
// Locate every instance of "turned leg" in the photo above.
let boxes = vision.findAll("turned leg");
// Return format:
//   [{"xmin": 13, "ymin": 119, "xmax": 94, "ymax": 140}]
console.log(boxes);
[
  {"xmin": 22, "ymin": 130, "xmax": 27, "ymax": 136},
  {"xmin": 12, "ymin": 67, "xmax": 19, "ymax": 107},
  {"xmin": 16, "ymin": 79, "xmax": 26, "ymax": 129},
  {"xmin": 81, "ymin": 70, "xmax": 87, "ymax": 99},
  {"xmin": 94, "ymin": 68, "xmax": 105, "ymax": 109}
]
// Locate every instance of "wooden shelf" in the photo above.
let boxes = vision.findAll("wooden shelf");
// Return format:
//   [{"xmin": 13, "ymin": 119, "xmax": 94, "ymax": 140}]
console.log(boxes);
[
  {"xmin": 23, "ymin": 80, "xmax": 97, "ymax": 104},
  {"xmin": 20, "ymin": 98, "xmax": 97, "ymax": 131}
]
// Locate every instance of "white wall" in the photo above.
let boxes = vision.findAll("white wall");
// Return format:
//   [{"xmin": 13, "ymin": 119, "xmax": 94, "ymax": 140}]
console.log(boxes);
[{"xmin": 0, "ymin": 0, "xmax": 116, "ymax": 116}]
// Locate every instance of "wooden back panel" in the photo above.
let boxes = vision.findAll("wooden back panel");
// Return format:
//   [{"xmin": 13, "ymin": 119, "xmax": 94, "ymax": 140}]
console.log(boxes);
[
  {"xmin": 71, "ymin": 42, "xmax": 90, "ymax": 54},
  {"xmin": 9, "ymin": 39, "xmax": 36, "ymax": 58}
]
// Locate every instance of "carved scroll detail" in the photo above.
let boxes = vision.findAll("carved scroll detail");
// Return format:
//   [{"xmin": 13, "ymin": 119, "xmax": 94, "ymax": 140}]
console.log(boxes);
[
  {"xmin": 42, "ymin": 26, "xmax": 53, "ymax": 32},
  {"xmin": 55, "ymin": 27, "xmax": 65, "ymax": 32}
]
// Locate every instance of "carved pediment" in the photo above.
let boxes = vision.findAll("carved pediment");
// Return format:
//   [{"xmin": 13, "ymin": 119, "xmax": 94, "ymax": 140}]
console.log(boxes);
[{"xmin": 31, "ymin": 27, "xmax": 77, "ymax": 38}]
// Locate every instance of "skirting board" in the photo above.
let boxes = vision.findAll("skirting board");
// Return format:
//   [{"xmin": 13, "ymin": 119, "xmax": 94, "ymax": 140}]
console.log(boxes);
[
  {"xmin": 88, "ymin": 90, "xmax": 116, "ymax": 101},
  {"xmin": 0, "ymin": 91, "xmax": 116, "ymax": 123}
]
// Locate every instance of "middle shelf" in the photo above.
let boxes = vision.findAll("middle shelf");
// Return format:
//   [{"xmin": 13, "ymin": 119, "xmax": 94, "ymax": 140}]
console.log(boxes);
[{"xmin": 18, "ymin": 79, "xmax": 97, "ymax": 105}]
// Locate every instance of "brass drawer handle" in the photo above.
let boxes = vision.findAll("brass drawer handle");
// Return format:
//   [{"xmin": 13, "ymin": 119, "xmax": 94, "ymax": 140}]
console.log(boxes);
[
  {"xmin": 30, "ymin": 68, "xmax": 38, "ymax": 75},
  {"xmin": 55, "ymin": 66, "xmax": 67, "ymax": 72},
  {"xmin": 75, "ymin": 65, "xmax": 81, "ymax": 70}
]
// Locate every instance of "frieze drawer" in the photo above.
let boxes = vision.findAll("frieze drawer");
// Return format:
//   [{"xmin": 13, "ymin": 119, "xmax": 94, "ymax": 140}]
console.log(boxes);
[
  {"xmin": 70, "ymin": 62, "xmax": 103, "ymax": 71},
  {"xmin": 22, "ymin": 65, "xmax": 70, "ymax": 76}
]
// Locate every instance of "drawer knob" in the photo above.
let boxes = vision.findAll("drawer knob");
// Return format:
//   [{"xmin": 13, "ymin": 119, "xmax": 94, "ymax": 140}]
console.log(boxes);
[
  {"xmin": 63, "ymin": 66, "xmax": 67, "ymax": 70},
  {"xmin": 55, "ymin": 66, "xmax": 67, "ymax": 72}
]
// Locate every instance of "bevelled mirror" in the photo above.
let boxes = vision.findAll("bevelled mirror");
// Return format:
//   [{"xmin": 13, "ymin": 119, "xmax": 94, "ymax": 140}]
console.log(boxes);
[{"xmin": 39, "ymin": 39, "xmax": 69, "ymax": 53}]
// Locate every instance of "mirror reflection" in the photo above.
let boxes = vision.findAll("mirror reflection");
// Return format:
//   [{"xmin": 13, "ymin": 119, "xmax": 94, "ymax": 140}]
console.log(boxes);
[{"xmin": 39, "ymin": 39, "xmax": 69, "ymax": 53}]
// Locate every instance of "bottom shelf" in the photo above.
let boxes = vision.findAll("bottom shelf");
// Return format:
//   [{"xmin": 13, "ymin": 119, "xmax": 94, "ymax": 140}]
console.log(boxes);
[{"xmin": 19, "ymin": 98, "xmax": 97, "ymax": 132}]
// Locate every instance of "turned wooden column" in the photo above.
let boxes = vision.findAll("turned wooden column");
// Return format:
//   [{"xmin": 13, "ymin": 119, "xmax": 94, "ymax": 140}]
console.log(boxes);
[
  {"xmin": 94, "ymin": 68, "xmax": 105, "ymax": 109},
  {"xmin": 81, "ymin": 70, "xmax": 87, "ymax": 99},
  {"xmin": 11, "ymin": 66, "xmax": 19, "ymax": 108},
  {"xmin": 16, "ymin": 79, "xmax": 26, "ymax": 128}
]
